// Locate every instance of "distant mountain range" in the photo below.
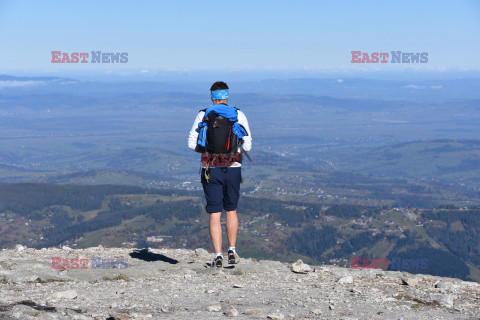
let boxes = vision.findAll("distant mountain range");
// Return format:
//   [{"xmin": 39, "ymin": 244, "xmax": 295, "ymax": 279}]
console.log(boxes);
[{"xmin": 1, "ymin": 74, "xmax": 480, "ymax": 101}]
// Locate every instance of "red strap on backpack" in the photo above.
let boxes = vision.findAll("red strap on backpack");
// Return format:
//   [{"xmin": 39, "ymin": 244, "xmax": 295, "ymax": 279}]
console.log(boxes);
[{"xmin": 201, "ymin": 153, "xmax": 240, "ymax": 166}]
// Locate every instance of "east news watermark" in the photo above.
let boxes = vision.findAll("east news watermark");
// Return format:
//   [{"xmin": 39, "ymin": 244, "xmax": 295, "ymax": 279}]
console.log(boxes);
[
  {"xmin": 51, "ymin": 257, "xmax": 128, "ymax": 269},
  {"xmin": 351, "ymin": 51, "xmax": 428, "ymax": 63},
  {"xmin": 51, "ymin": 51, "xmax": 128, "ymax": 64}
]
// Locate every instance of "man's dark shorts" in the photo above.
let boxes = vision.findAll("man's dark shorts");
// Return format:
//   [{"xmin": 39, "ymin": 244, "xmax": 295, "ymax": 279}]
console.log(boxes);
[{"xmin": 201, "ymin": 167, "xmax": 241, "ymax": 213}]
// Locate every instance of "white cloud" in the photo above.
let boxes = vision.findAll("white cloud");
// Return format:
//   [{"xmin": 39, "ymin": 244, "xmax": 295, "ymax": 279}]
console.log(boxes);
[
  {"xmin": 59, "ymin": 81, "xmax": 80, "ymax": 85},
  {"xmin": 0, "ymin": 80, "xmax": 46, "ymax": 89},
  {"xmin": 403, "ymin": 84, "xmax": 443, "ymax": 90},
  {"xmin": 403, "ymin": 84, "xmax": 424, "ymax": 89}
]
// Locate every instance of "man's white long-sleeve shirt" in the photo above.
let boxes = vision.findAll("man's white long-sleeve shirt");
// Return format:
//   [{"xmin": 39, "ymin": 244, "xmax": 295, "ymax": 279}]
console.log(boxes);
[{"xmin": 188, "ymin": 108, "xmax": 252, "ymax": 167}]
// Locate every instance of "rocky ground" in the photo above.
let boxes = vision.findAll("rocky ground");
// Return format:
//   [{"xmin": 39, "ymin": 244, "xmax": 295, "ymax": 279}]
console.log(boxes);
[{"xmin": 0, "ymin": 245, "xmax": 479, "ymax": 320}]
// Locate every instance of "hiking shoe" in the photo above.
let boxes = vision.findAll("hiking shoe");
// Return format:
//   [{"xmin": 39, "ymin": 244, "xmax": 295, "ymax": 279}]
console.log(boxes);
[
  {"xmin": 212, "ymin": 255, "xmax": 223, "ymax": 268},
  {"xmin": 228, "ymin": 250, "xmax": 239, "ymax": 264}
]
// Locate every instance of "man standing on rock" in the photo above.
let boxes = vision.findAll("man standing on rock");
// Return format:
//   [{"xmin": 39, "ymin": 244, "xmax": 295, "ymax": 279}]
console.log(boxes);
[{"xmin": 188, "ymin": 81, "xmax": 252, "ymax": 267}]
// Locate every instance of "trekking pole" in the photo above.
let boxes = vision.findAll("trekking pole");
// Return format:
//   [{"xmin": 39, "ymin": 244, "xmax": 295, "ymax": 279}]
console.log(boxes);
[{"xmin": 240, "ymin": 145, "xmax": 252, "ymax": 162}]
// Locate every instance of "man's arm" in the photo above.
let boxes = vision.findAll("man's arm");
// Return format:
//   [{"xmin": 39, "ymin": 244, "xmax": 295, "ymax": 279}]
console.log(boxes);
[
  {"xmin": 237, "ymin": 111, "xmax": 252, "ymax": 152},
  {"xmin": 188, "ymin": 111, "xmax": 204, "ymax": 151}
]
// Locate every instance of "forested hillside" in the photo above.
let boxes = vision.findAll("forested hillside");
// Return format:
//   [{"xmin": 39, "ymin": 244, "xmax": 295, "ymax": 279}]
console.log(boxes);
[{"xmin": 1, "ymin": 183, "xmax": 479, "ymax": 282}]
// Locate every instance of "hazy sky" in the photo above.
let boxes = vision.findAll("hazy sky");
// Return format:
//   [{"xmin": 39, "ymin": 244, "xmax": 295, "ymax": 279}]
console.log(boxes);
[{"xmin": 0, "ymin": 0, "xmax": 479, "ymax": 77}]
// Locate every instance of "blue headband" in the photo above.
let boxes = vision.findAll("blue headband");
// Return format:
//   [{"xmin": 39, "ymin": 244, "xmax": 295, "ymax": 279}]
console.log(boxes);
[{"xmin": 211, "ymin": 89, "xmax": 229, "ymax": 100}]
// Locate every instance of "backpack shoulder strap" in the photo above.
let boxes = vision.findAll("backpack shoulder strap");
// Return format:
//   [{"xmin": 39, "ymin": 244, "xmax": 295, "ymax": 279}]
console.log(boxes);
[
  {"xmin": 200, "ymin": 106, "xmax": 239, "ymax": 112},
  {"xmin": 232, "ymin": 107, "xmax": 240, "ymax": 122},
  {"xmin": 198, "ymin": 109, "xmax": 207, "ymax": 121}
]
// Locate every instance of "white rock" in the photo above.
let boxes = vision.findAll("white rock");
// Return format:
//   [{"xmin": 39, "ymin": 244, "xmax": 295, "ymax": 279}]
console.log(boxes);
[
  {"xmin": 225, "ymin": 306, "xmax": 239, "ymax": 317},
  {"xmin": 245, "ymin": 309, "xmax": 262, "ymax": 315},
  {"xmin": 338, "ymin": 276, "xmax": 353, "ymax": 284},
  {"xmin": 290, "ymin": 260, "xmax": 312, "ymax": 273},
  {"xmin": 10, "ymin": 305, "xmax": 39, "ymax": 318},
  {"xmin": 52, "ymin": 289, "xmax": 78, "ymax": 299},
  {"xmin": 195, "ymin": 248, "xmax": 209, "ymax": 256},
  {"xmin": 401, "ymin": 277, "xmax": 418, "ymax": 286},
  {"xmin": 435, "ymin": 280, "xmax": 454, "ymax": 291},
  {"xmin": 207, "ymin": 305, "xmax": 221, "ymax": 312},
  {"xmin": 430, "ymin": 293, "xmax": 453, "ymax": 308},
  {"xmin": 267, "ymin": 313, "xmax": 285, "ymax": 320},
  {"xmin": 15, "ymin": 244, "xmax": 25, "ymax": 252}
]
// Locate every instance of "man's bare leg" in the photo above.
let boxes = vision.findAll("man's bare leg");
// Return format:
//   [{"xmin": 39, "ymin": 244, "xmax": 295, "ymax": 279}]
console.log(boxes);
[
  {"xmin": 209, "ymin": 212, "xmax": 222, "ymax": 254},
  {"xmin": 226, "ymin": 210, "xmax": 238, "ymax": 248}
]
